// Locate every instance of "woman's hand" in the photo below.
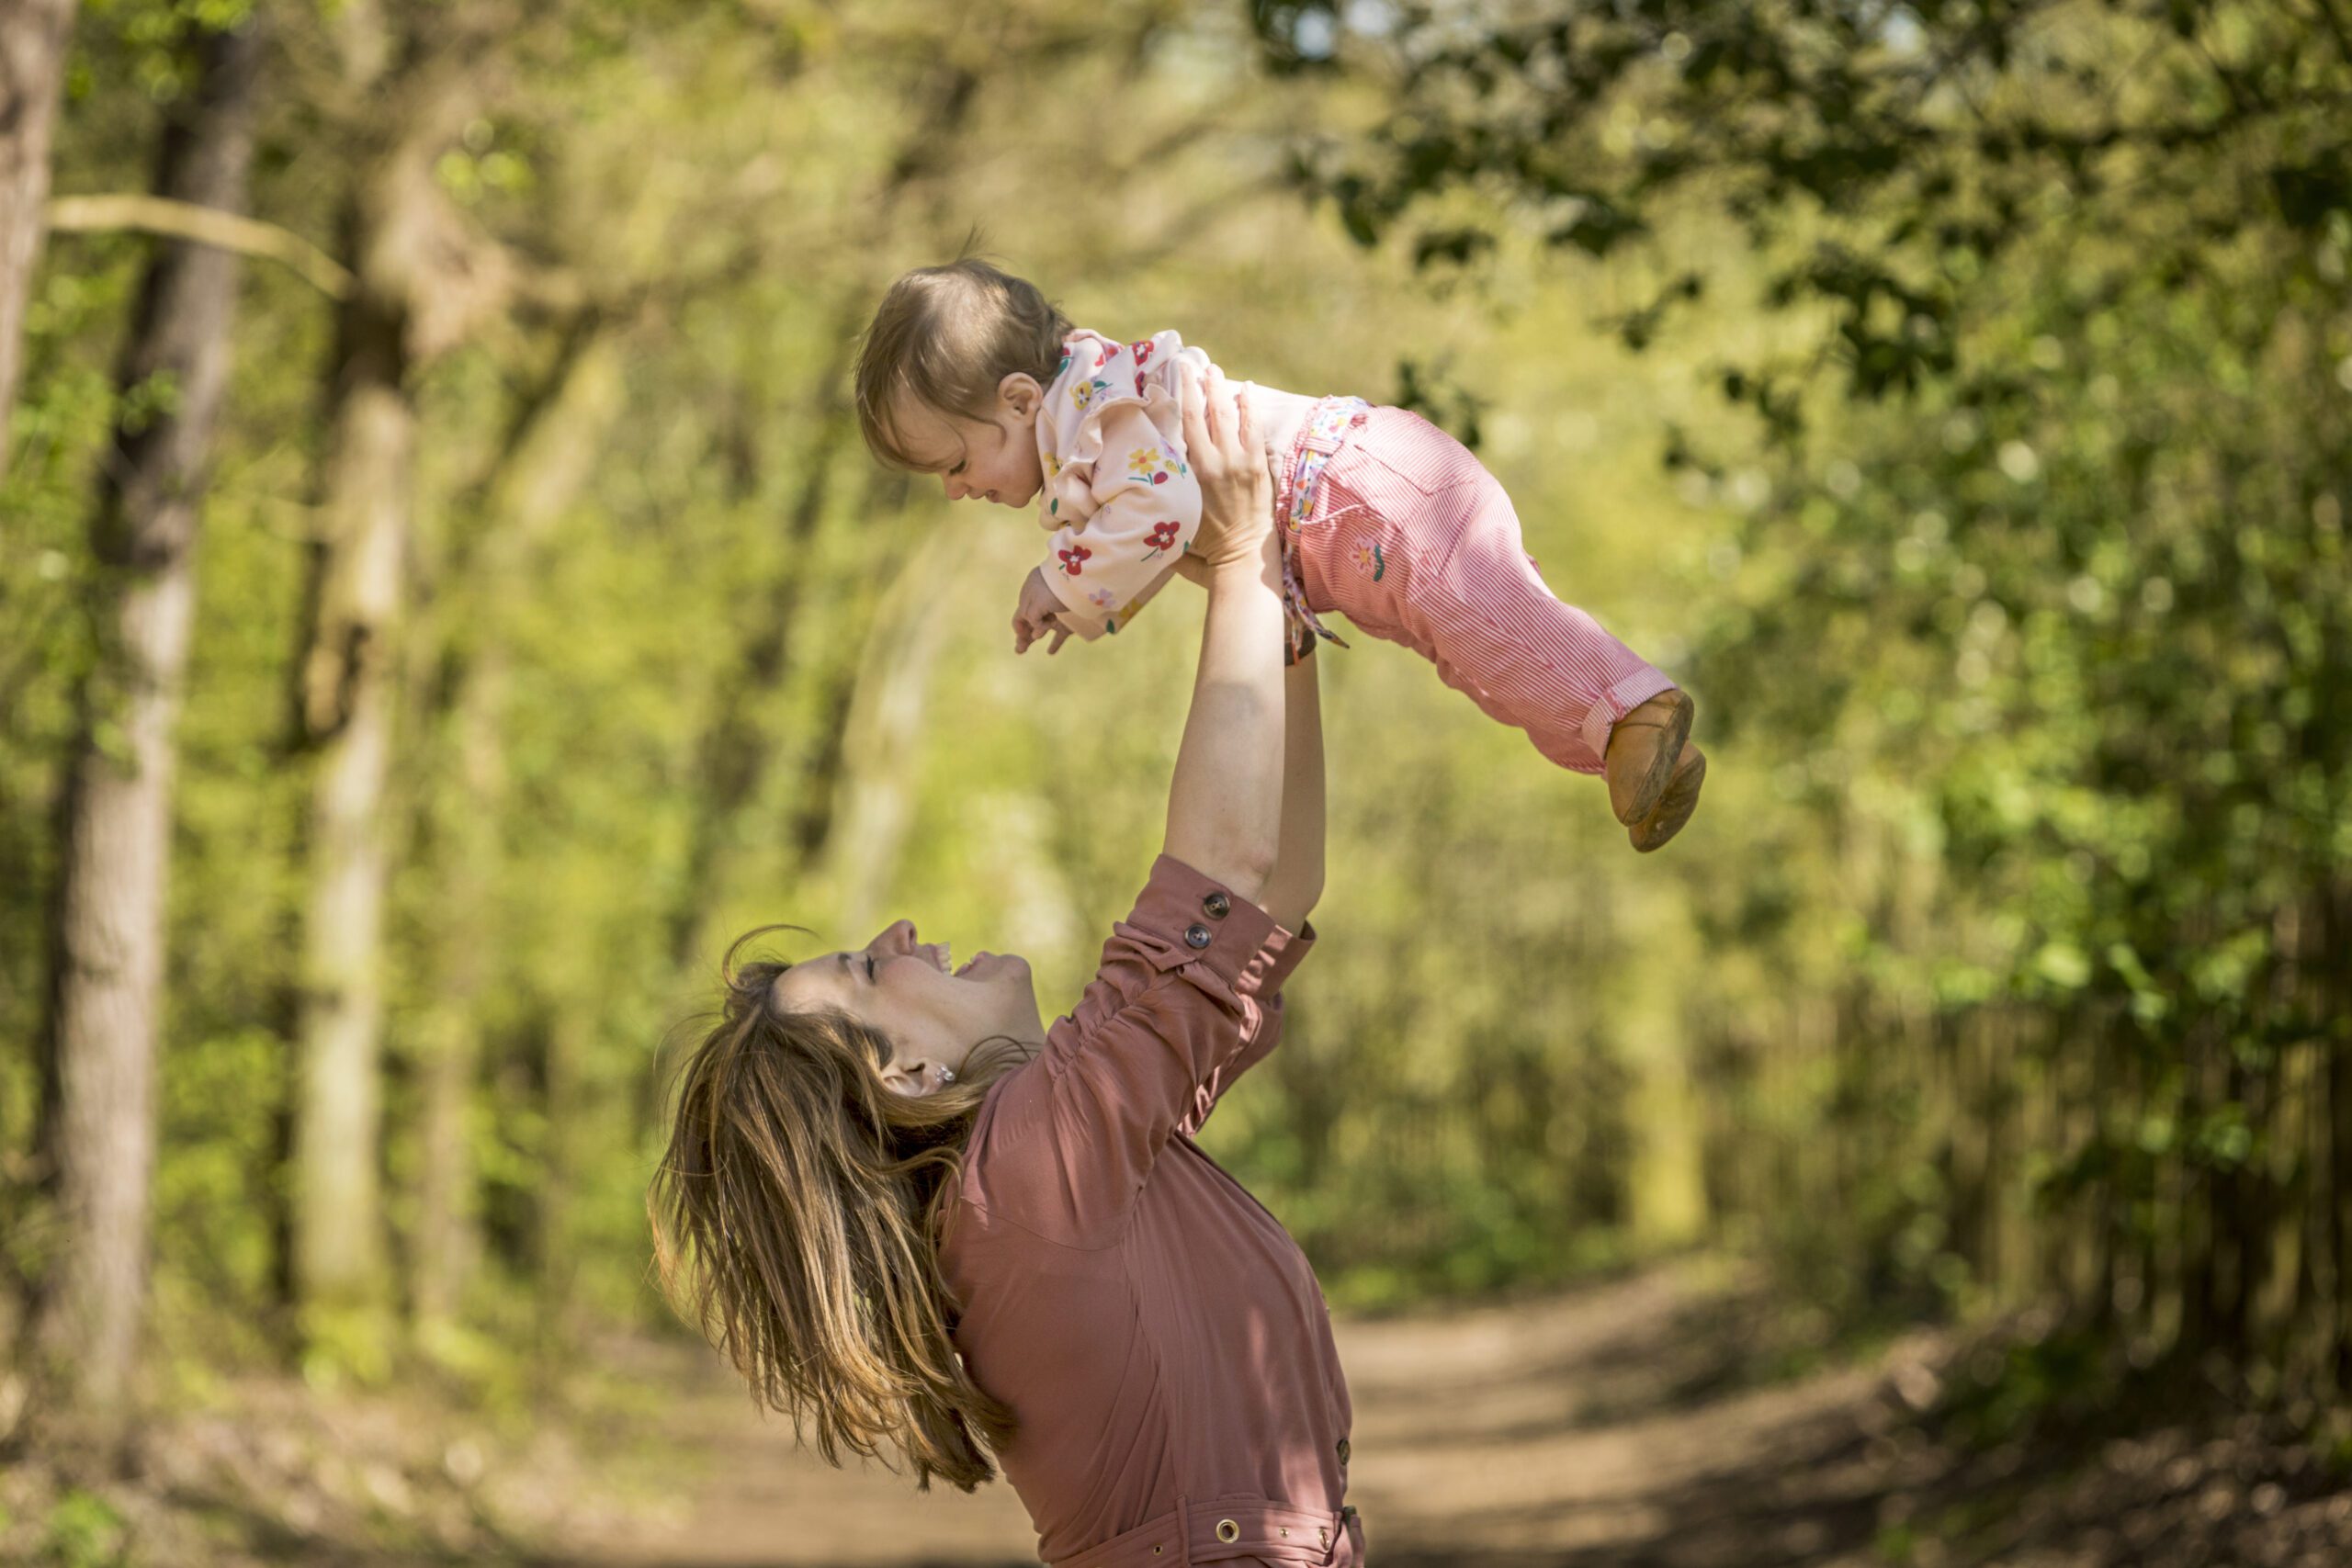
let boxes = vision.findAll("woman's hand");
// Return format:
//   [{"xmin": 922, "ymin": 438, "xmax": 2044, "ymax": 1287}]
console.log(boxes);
[
  {"xmin": 1160, "ymin": 363, "xmax": 1287, "ymax": 900},
  {"xmin": 1179, "ymin": 361, "xmax": 1274, "ymax": 569}
]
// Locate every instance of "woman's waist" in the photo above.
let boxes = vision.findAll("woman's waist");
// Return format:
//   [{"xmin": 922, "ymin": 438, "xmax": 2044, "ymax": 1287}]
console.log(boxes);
[{"xmin": 1046, "ymin": 1495, "xmax": 1360, "ymax": 1568}]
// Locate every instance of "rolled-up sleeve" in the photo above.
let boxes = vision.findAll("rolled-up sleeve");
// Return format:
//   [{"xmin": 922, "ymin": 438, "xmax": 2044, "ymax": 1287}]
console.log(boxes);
[
  {"xmin": 969, "ymin": 856, "xmax": 1311, "ymax": 1241},
  {"xmin": 1178, "ymin": 916, "xmax": 1317, "ymax": 1139}
]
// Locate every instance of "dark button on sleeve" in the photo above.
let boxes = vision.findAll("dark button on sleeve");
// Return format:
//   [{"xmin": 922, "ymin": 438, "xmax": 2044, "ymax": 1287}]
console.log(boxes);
[
  {"xmin": 1183, "ymin": 923, "xmax": 1213, "ymax": 949},
  {"xmin": 1203, "ymin": 890, "xmax": 1231, "ymax": 919}
]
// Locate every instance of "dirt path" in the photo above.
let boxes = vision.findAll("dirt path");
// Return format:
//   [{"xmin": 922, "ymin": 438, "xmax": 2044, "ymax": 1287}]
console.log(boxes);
[
  {"xmin": 565, "ymin": 1266, "xmax": 1928, "ymax": 1568},
  {"xmin": 564, "ymin": 1262, "xmax": 2352, "ymax": 1568}
]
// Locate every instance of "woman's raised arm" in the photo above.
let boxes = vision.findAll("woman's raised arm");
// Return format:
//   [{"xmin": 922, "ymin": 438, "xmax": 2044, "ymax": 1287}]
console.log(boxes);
[
  {"xmin": 1160, "ymin": 366, "xmax": 1285, "ymax": 902},
  {"xmin": 1257, "ymin": 650, "xmax": 1324, "ymax": 932}
]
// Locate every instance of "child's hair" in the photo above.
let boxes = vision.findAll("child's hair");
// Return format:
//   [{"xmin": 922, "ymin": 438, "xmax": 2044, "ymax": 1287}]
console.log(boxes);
[
  {"xmin": 854, "ymin": 257, "xmax": 1074, "ymax": 471},
  {"xmin": 647, "ymin": 925, "xmax": 1035, "ymax": 1492}
]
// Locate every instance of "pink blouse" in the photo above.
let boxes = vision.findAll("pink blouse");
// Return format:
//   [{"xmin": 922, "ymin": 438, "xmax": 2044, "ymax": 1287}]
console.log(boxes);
[{"xmin": 939, "ymin": 856, "xmax": 1361, "ymax": 1567}]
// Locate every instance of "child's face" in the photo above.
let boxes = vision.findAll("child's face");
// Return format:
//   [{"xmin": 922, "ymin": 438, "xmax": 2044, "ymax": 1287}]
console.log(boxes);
[{"xmin": 893, "ymin": 376, "xmax": 1046, "ymax": 510}]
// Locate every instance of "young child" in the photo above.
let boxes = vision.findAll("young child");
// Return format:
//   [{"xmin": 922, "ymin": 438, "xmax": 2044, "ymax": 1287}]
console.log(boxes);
[{"xmin": 852, "ymin": 259, "xmax": 1705, "ymax": 852}]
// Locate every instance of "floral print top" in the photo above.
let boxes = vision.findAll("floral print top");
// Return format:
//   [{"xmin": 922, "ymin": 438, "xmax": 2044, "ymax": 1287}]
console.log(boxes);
[{"xmin": 1035, "ymin": 328, "xmax": 1209, "ymax": 639}]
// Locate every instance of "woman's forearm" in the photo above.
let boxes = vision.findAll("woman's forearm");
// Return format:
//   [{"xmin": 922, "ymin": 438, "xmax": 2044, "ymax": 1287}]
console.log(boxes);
[
  {"xmin": 1162, "ymin": 533, "xmax": 1287, "ymax": 900},
  {"xmin": 1259, "ymin": 650, "xmax": 1325, "ymax": 931}
]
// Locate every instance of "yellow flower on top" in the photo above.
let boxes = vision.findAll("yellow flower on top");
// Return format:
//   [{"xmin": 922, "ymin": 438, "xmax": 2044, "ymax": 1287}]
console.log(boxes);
[{"xmin": 1127, "ymin": 447, "xmax": 1160, "ymax": 476}]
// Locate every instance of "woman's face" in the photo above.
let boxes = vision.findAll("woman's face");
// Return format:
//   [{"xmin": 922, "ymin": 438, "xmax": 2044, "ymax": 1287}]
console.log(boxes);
[
  {"xmin": 769, "ymin": 919, "xmax": 1043, "ymax": 1097},
  {"xmin": 891, "ymin": 378, "xmax": 1046, "ymax": 509}
]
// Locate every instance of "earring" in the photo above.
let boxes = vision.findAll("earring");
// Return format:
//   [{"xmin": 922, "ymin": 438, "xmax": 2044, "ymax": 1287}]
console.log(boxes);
[{"xmin": 936, "ymin": 1065, "xmax": 956, "ymax": 1086}]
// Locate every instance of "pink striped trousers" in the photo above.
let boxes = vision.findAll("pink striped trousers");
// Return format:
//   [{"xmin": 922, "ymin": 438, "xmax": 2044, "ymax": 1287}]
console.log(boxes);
[{"xmin": 1278, "ymin": 401, "xmax": 1676, "ymax": 775}]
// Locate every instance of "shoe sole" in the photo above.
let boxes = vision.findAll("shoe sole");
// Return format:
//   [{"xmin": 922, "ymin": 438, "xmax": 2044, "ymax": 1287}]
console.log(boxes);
[
  {"xmin": 1630, "ymin": 748, "xmax": 1706, "ymax": 853},
  {"xmin": 1613, "ymin": 692, "xmax": 1694, "ymax": 827}
]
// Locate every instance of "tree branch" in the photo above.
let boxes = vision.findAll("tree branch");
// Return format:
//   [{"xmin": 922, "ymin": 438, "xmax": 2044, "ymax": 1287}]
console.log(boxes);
[{"xmin": 45, "ymin": 194, "xmax": 353, "ymax": 299}]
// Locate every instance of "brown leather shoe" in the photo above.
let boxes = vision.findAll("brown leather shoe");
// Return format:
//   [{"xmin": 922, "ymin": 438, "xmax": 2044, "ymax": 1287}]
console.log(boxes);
[
  {"xmin": 1604, "ymin": 689, "xmax": 1695, "ymax": 827},
  {"xmin": 1629, "ymin": 742, "xmax": 1705, "ymax": 852}
]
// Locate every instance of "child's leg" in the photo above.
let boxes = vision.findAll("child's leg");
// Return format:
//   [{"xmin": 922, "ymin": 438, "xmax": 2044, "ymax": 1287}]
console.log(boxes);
[
  {"xmin": 1406, "ymin": 484, "xmax": 1678, "ymax": 773},
  {"xmin": 1297, "ymin": 423, "xmax": 1676, "ymax": 775}
]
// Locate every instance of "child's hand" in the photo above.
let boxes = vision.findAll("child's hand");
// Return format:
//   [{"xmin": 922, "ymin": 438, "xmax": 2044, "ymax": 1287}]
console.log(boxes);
[{"xmin": 1012, "ymin": 567, "xmax": 1074, "ymax": 656}]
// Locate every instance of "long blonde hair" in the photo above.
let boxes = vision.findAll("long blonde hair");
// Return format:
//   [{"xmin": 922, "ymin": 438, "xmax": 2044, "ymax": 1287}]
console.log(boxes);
[{"xmin": 649, "ymin": 927, "xmax": 1035, "ymax": 1491}]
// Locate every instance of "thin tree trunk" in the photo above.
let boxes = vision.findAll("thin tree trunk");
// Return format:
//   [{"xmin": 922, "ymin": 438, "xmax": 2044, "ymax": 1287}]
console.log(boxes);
[
  {"xmin": 408, "ymin": 649, "xmax": 497, "ymax": 1331},
  {"xmin": 412, "ymin": 332, "xmax": 621, "ymax": 1332},
  {"xmin": 28, "ymin": 16, "xmax": 264, "ymax": 1423},
  {"xmin": 662, "ymin": 67, "xmax": 978, "ymax": 975},
  {"xmin": 2329, "ymin": 883, "xmax": 2352, "ymax": 1388},
  {"xmin": 819, "ymin": 522, "xmax": 972, "ymax": 934},
  {"xmin": 289, "ymin": 71, "xmax": 476, "ymax": 1321},
  {"xmin": 291, "ymin": 243, "xmax": 410, "ymax": 1317},
  {"xmin": 0, "ymin": 0, "xmax": 75, "ymax": 469}
]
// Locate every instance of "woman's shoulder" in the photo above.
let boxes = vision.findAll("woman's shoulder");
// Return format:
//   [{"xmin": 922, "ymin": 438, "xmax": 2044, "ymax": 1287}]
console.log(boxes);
[{"xmin": 940, "ymin": 1065, "xmax": 1117, "ymax": 1261}]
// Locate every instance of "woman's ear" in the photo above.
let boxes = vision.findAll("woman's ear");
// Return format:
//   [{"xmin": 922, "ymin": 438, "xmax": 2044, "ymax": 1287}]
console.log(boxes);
[{"xmin": 880, "ymin": 1057, "xmax": 935, "ymax": 1098}]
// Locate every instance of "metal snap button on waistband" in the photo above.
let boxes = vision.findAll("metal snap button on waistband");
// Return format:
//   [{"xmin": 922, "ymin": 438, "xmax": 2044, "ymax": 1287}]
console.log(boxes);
[{"xmin": 1216, "ymin": 1518, "xmax": 1239, "ymax": 1543}]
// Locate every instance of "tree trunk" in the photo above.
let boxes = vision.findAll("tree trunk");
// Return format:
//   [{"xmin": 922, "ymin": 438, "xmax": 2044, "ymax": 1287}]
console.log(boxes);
[
  {"xmin": 0, "ymin": 0, "xmax": 75, "ymax": 469},
  {"xmin": 662, "ymin": 381, "xmax": 852, "ymax": 972},
  {"xmin": 289, "ymin": 82, "xmax": 463, "ymax": 1325},
  {"xmin": 412, "ymin": 331, "xmax": 621, "ymax": 1333},
  {"xmin": 291, "ymin": 243, "xmax": 411, "ymax": 1322},
  {"xmin": 28, "ymin": 15, "xmax": 264, "ymax": 1423},
  {"xmin": 2329, "ymin": 882, "xmax": 2352, "ymax": 1388},
  {"xmin": 820, "ymin": 523, "xmax": 972, "ymax": 936},
  {"xmin": 662, "ymin": 65, "xmax": 979, "ymax": 975},
  {"xmin": 408, "ymin": 647, "xmax": 497, "ymax": 1331}
]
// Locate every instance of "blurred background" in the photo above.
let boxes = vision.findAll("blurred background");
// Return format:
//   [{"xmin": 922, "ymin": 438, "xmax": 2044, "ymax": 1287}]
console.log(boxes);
[{"xmin": 3, "ymin": 1, "xmax": 2348, "ymax": 1563}]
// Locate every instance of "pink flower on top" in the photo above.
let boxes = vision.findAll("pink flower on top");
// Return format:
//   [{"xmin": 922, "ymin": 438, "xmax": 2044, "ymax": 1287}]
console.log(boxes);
[{"xmin": 1057, "ymin": 543, "xmax": 1093, "ymax": 576}]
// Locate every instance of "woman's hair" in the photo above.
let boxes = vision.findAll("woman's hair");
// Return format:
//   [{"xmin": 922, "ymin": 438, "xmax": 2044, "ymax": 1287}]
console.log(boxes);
[
  {"xmin": 853, "ymin": 256, "xmax": 1073, "ymax": 472},
  {"xmin": 649, "ymin": 925, "xmax": 1036, "ymax": 1492}
]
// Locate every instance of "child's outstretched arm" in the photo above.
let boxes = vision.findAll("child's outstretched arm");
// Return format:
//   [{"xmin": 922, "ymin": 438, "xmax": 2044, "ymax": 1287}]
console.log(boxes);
[{"xmin": 1012, "ymin": 567, "xmax": 1072, "ymax": 656}]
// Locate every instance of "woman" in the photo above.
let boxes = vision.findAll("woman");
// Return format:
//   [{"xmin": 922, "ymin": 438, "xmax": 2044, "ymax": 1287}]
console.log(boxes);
[{"xmin": 651, "ymin": 363, "xmax": 1360, "ymax": 1566}]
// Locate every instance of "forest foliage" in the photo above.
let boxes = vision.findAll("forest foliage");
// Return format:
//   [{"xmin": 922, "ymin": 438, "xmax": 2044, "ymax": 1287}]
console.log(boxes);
[{"xmin": 1, "ymin": 0, "xmax": 2347, "ymax": 1454}]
